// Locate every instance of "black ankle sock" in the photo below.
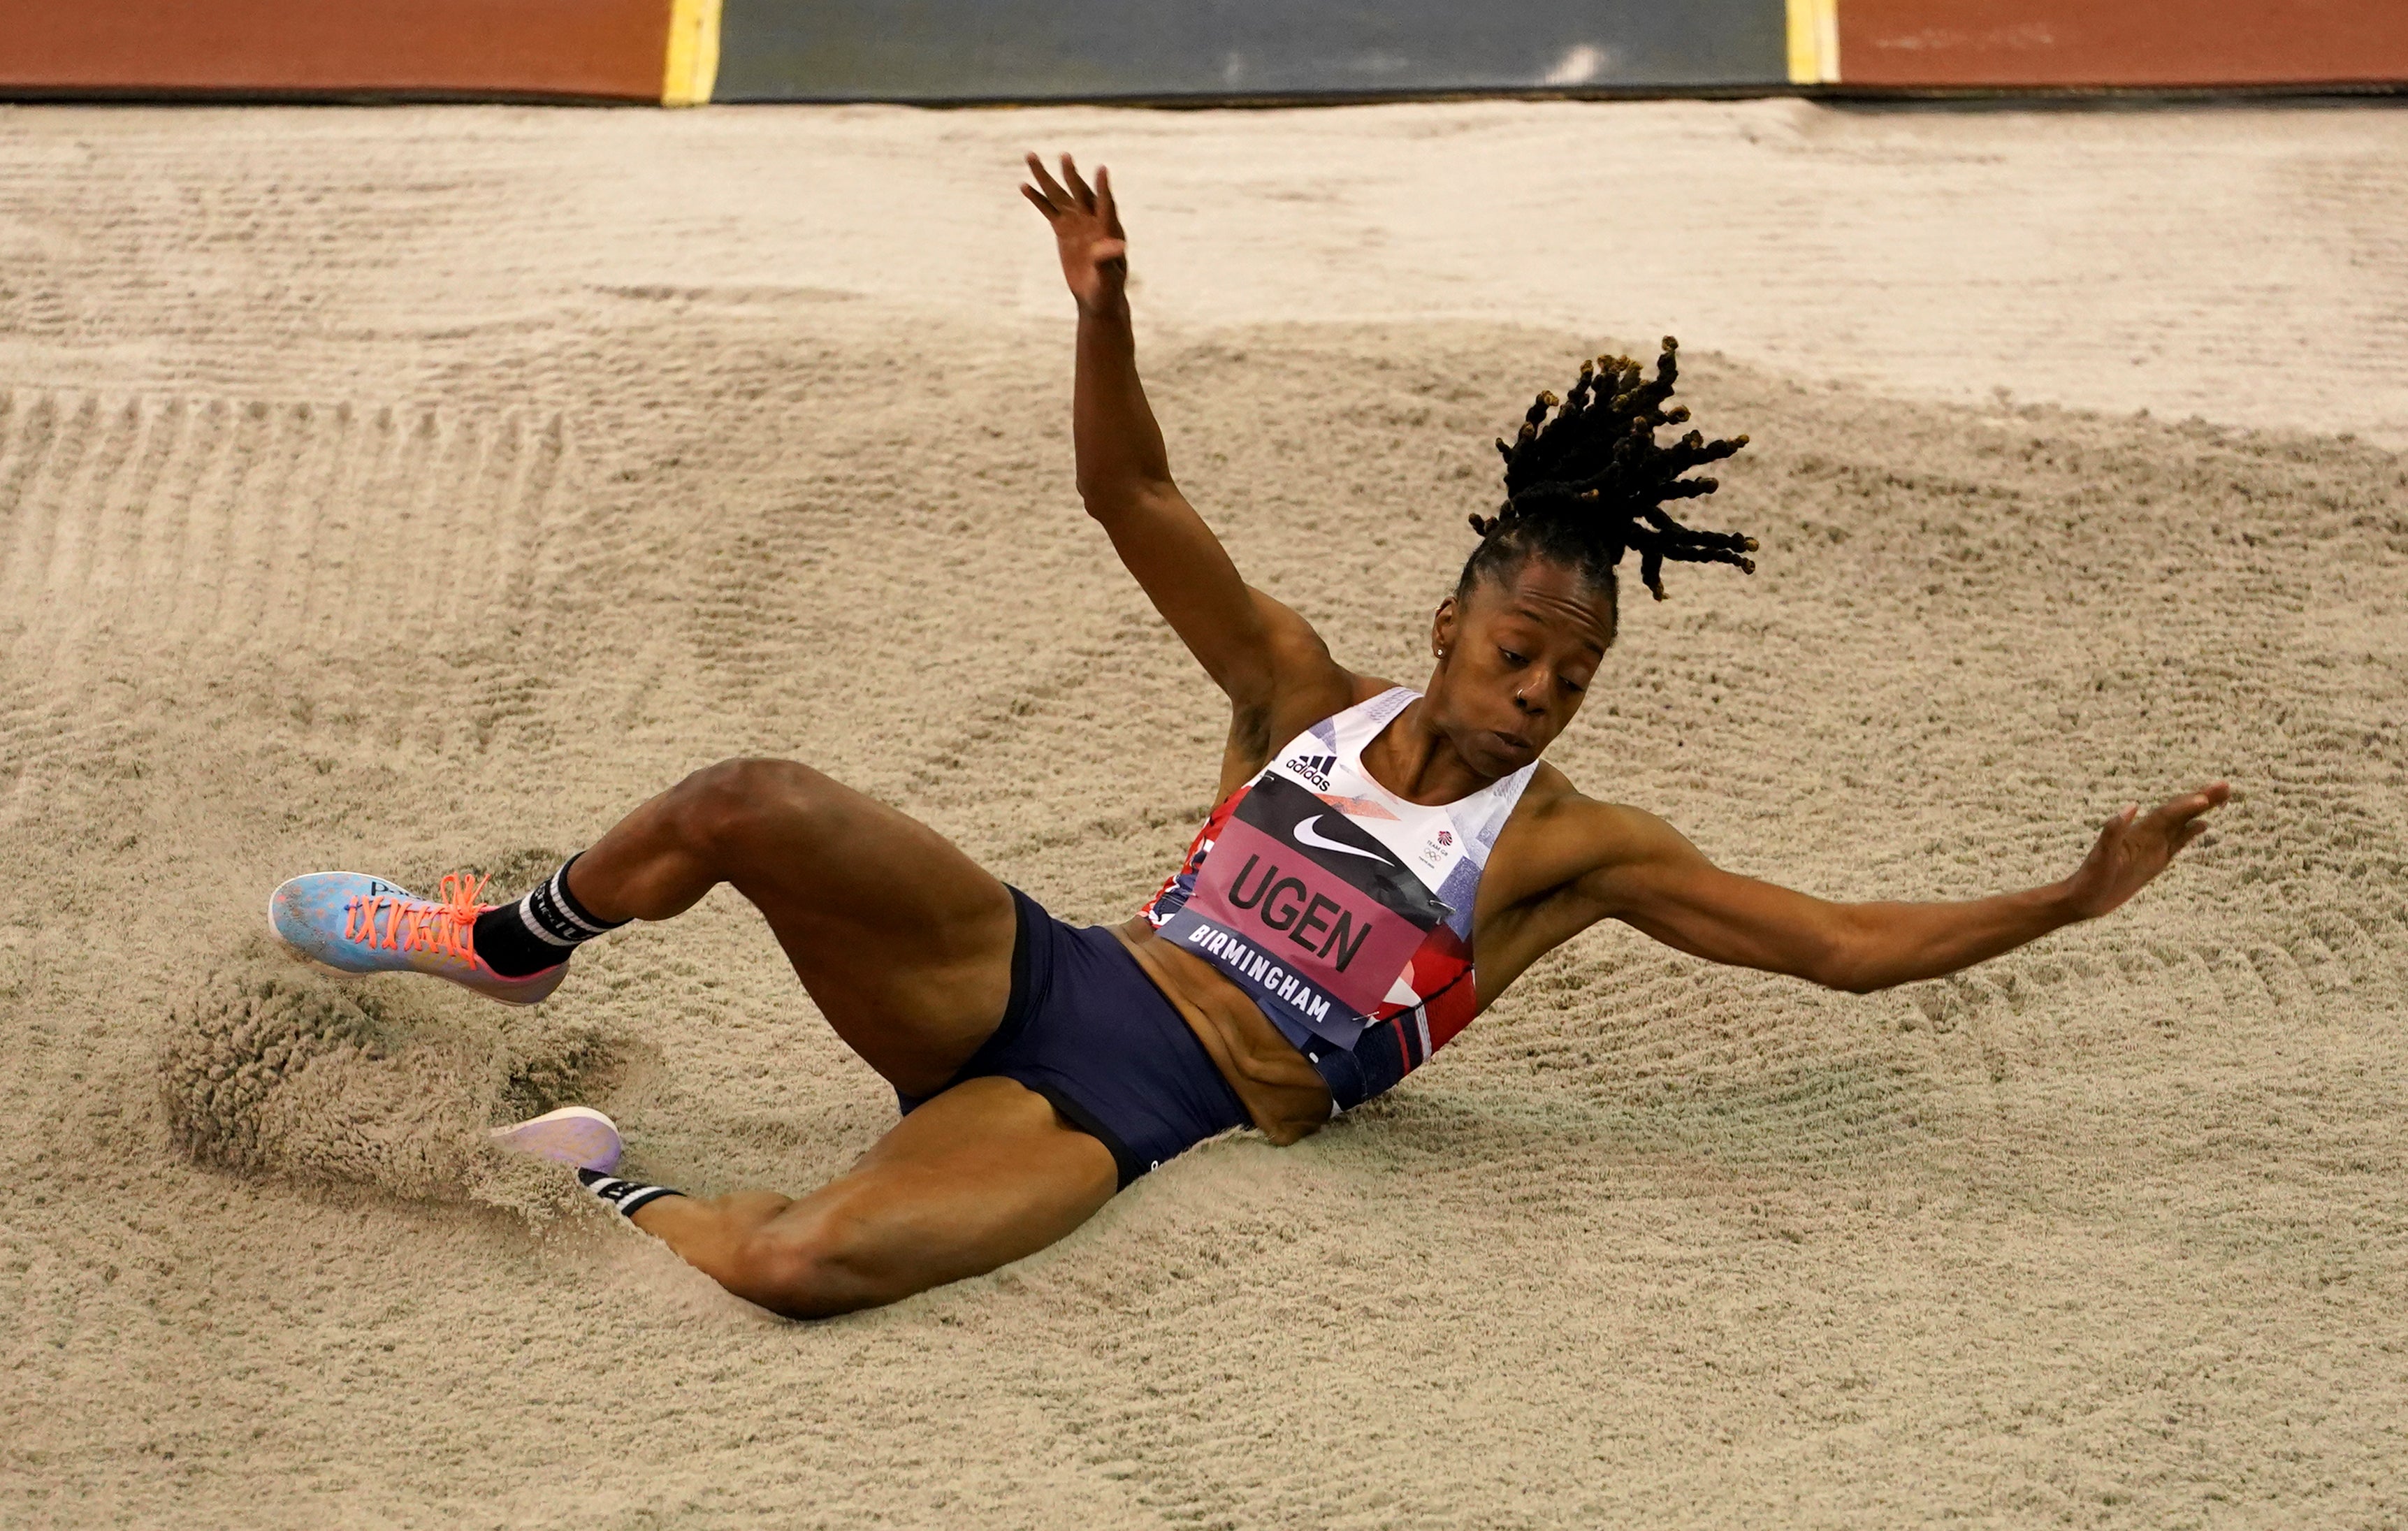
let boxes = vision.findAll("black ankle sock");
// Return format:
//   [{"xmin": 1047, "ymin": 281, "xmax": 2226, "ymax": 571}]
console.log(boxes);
[
  {"xmin": 472, "ymin": 853, "xmax": 628, "ymax": 978},
  {"xmin": 576, "ymin": 1167, "xmax": 683, "ymax": 1218}
]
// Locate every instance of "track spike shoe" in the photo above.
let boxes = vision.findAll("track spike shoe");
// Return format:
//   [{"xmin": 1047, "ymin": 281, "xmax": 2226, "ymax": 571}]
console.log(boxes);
[
  {"xmin": 268, "ymin": 871, "xmax": 567, "ymax": 1006},
  {"xmin": 489, "ymin": 1106, "xmax": 623, "ymax": 1173}
]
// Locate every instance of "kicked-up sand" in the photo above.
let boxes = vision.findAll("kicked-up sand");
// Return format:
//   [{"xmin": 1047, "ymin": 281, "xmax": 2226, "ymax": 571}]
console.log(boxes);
[{"xmin": 3, "ymin": 99, "xmax": 2405, "ymax": 1528}]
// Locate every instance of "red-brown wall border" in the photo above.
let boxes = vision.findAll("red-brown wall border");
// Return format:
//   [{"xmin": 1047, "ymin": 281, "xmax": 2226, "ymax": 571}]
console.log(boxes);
[
  {"xmin": 1829, "ymin": 0, "xmax": 2408, "ymax": 88},
  {"xmin": 0, "ymin": 0, "xmax": 675, "ymax": 101}
]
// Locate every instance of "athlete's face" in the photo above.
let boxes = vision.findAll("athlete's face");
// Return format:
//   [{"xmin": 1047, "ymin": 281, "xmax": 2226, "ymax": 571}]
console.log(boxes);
[{"xmin": 1426, "ymin": 559, "xmax": 1614, "ymax": 778}]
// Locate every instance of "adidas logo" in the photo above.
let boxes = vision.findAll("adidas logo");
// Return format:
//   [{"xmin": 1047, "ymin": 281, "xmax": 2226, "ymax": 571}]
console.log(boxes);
[{"xmin": 1283, "ymin": 753, "xmax": 1337, "ymax": 789}]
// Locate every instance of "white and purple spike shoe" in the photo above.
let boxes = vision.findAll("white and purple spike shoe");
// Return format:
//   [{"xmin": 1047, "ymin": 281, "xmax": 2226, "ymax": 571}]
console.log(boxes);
[{"xmin": 488, "ymin": 1106, "xmax": 623, "ymax": 1173}]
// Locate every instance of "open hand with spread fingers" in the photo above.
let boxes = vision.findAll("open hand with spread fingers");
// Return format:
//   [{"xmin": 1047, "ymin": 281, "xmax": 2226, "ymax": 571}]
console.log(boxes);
[
  {"xmin": 2061, "ymin": 783, "xmax": 2231, "ymax": 920},
  {"xmin": 1022, "ymin": 152, "xmax": 1126, "ymax": 313}
]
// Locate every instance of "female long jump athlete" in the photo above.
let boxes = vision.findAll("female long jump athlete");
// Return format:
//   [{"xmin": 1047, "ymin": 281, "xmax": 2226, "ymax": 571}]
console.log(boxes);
[{"xmin": 270, "ymin": 156, "xmax": 2228, "ymax": 1318}]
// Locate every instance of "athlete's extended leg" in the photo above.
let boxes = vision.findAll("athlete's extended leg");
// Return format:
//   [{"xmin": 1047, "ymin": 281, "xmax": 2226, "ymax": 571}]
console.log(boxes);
[
  {"xmin": 554, "ymin": 761, "xmax": 1126, "ymax": 1313},
  {"xmin": 565, "ymin": 757, "xmax": 1019, "ymax": 1096},
  {"xmin": 622, "ymin": 1076, "xmax": 1117, "ymax": 1318},
  {"xmin": 296, "ymin": 755, "xmax": 1112, "ymax": 1313}
]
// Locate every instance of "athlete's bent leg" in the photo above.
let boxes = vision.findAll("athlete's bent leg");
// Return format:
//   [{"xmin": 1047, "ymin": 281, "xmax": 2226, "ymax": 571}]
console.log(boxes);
[
  {"xmin": 565, "ymin": 758, "xmax": 1019, "ymax": 1096},
  {"xmin": 628, "ymin": 1077, "xmax": 1118, "ymax": 1318}
]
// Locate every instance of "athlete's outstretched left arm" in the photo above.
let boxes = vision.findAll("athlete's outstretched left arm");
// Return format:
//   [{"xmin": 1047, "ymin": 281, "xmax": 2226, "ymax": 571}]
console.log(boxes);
[{"xmin": 1559, "ymin": 783, "xmax": 2230, "ymax": 994}]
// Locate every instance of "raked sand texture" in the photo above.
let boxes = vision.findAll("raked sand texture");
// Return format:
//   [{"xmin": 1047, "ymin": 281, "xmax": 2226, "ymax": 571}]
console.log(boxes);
[{"xmin": 3, "ymin": 101, "xmax": 2405, "ymax": 1528}]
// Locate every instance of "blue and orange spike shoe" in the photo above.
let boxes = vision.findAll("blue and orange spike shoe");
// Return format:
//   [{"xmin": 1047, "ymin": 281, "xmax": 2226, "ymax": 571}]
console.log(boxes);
[{"xmin": 267, "ymin": 871, "xmax": 567, "ymax": 1006}]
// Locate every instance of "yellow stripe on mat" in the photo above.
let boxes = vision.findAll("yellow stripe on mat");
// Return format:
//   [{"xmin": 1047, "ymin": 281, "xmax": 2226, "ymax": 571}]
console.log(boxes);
[
  {"xmin": 662, "ymin": 0, "xmax": 722, "ymax": 106},
  {"xmin": 1786, "ymin": 0, "xmax": 1841, "ymax": 85}
]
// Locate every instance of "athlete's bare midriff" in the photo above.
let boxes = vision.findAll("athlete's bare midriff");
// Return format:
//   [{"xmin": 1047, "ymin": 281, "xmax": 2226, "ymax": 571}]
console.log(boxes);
[{"xmin": 1111, "ymin": 920, "xmax": 1334, "ymax": 1145}]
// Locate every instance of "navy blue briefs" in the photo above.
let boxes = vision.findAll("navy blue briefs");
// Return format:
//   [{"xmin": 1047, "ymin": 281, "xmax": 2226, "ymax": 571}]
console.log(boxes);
[{"xmin": 897, "ymin": 887, "xmax": 1249, "ymax": 1189}]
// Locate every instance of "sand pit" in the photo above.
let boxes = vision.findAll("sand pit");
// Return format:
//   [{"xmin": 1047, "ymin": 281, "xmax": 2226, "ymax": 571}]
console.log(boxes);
[{"xmin": 4, "ymin": 101, "xmax": 2405, "ymax": 1526}]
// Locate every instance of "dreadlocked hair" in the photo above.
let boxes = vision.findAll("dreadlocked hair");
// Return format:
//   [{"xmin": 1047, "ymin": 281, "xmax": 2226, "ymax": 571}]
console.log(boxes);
[{"xmin": 1460, "ymin": 337, "xmax": 1757, "ymax": 618}]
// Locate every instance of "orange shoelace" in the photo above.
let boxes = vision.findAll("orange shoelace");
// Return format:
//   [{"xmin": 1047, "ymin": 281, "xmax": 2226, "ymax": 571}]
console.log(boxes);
[{"xmin": 343, "ymin": 872, "xmax": 490, "ymax": 963}]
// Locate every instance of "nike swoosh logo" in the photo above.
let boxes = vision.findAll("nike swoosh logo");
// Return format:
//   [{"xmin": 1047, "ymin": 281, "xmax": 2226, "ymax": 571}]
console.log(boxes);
[{"xmin": 1292, "ymin": 815, "xmax": 1393, "ymax": 864}]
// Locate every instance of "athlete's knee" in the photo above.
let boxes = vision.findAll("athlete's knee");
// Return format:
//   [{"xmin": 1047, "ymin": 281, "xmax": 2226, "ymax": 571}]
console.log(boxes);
[
  {"xmin": 732, "ymin": 1204, "xmax": 890, "ymax": 1319},
  {"xmin": 663, "ymin": 757, "xmax": 827, "ymax": 859}
]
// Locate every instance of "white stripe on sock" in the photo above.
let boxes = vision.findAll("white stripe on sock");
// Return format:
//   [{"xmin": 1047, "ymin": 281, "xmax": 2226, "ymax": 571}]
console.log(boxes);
[
  {"xmin": 517, "ymin": 902, "xmax": 577, "ymax": 947},
  {"xmin": 546, "ymin": 869, "xmax": 614, "ymax": 935}
]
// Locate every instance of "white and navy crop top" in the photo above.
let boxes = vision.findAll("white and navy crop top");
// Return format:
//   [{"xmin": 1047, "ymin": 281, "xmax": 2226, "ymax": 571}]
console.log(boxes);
[{"xmin": 1139, "ymin": 687, "xmax": 1536, "ymax": 1110}]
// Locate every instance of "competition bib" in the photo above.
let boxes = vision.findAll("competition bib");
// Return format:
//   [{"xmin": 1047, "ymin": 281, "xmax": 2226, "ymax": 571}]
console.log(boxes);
[
  {"xmin": 1156, "ymin": 774, "xmax": 1452, "ymax": 1050},
  {"xmin": 1139, "ymin": 686, "xmax": 1536, "ymax": 1104}
]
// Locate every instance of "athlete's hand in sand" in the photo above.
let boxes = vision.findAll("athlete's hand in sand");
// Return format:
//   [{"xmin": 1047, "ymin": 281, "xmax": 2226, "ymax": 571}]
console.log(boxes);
[
  {"xmin": 1022, "ymin": 153, "xmax": 1126, "ymax": 313},
  {"xmin": 2061, "ymin": 783, "xmax": 2231, "ymax": 920}
]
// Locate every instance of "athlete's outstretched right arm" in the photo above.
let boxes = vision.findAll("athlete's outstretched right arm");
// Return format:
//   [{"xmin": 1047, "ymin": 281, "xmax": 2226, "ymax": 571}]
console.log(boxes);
[{"xmin": 1023, "ymin": 154, "xmax": 1350, "ymax": 753}]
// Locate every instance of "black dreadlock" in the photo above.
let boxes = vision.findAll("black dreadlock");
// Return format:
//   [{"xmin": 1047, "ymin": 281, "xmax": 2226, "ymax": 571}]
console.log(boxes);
[{"xmin": 1458, "ymin": 338, "xmax": 1757, "ymax": 627}]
